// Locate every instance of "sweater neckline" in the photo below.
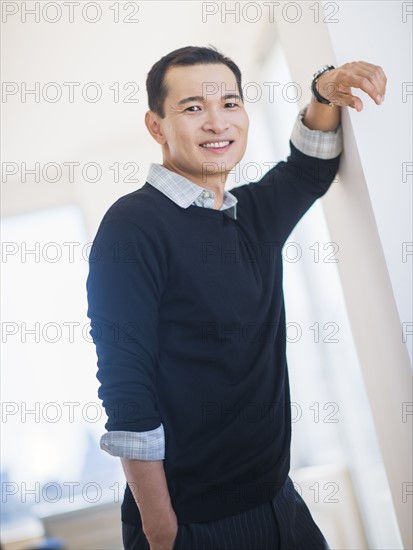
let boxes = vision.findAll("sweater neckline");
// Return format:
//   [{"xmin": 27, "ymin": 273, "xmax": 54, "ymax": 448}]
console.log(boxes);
[
  {"xmin": 186, "ymin": 204, "xmax": 227, "ymax": 219},
  {"xmin": 145, "ymin": 182, "xmax": 228, "ymax": 220}
]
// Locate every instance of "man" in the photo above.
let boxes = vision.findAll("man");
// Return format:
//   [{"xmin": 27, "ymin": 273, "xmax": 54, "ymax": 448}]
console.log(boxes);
[{"xmin": 87, "ymin": 47, "xmax": 386, "ymax": 550}]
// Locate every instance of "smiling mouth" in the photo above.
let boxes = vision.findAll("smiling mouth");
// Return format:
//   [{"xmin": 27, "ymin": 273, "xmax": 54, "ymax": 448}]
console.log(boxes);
[{"xmin": 200, "ymin": 140, "xmax": 233, "ymax": 149}]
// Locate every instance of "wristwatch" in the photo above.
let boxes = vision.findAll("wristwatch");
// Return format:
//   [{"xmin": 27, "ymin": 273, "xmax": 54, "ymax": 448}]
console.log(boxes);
[{"xmin": 311, "ymin": 65, "xmax": 335, "ymax": 105}]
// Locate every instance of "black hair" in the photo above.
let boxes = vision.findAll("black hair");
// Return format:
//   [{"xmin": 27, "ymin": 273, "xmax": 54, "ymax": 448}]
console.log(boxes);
[{"xmin": 146, "ymin": 46, "xmax": 243, "ymax": 118}]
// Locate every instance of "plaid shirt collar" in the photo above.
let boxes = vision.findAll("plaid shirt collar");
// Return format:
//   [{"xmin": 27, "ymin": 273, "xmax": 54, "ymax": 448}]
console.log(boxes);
[{"xmin": 147, "ymin": 163, "xmax": 238, "ymax": 220}]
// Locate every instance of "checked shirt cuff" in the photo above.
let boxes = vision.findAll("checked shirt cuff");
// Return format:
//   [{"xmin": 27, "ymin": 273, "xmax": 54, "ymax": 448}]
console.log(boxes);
[
  {"xmin": 291, "ymin": 106, "xmax": 343, "ymax": 160},
  {"xmin": 100, "ymin": 424, "xmax": 165, "ymax": 460}
]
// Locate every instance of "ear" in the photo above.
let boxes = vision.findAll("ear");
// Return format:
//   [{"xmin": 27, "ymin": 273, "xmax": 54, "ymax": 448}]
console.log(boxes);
[{"xmin": 145, "ymin": 111, "xmax": 167, "ymax": 145}]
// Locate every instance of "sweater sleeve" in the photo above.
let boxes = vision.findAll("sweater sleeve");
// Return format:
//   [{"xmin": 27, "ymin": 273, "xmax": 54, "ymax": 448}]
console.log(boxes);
[
  {"xmin": 86, "ymin": 218, "xmax": 166, "ymax": 434},
  {"xmin": 231, "ymin": 141, "xmax": 341, "ymax": 245}
]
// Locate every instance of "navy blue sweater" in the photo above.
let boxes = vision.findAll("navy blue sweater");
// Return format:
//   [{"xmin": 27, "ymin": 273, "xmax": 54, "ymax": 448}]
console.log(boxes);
[{"xmin": 86, "ymin": 143, "xmax": 340, "ymax": 526}]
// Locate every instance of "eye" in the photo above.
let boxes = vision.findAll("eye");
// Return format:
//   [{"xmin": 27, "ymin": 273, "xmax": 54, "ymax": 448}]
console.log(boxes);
[
  {"xmin": 224, "ymin": 102, "xmax": 238, "ymax": 108},
  {"xmin": 185, "ymin": 105, "xmax": 202, "ymax": 112}
]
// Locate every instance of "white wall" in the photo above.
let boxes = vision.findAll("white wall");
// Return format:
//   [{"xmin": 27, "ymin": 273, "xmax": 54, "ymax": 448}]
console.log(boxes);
[{"xmin": 326, "ymin": 1, "xmax": 412, "ymax": 364}]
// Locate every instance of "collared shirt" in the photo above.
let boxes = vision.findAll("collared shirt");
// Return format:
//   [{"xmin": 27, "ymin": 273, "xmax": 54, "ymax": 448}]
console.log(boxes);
[
  {"xmin": 99, "ymin": 106, "xmax": 343, "ymax": 460},
  {"xmin": 146, "ymin": 163, "xmax": 238, "ymax": 219}
]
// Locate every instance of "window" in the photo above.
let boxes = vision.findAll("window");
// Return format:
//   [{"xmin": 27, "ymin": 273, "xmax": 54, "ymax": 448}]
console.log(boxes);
[{"xmin": 1, "ymin": 205, "xmax": 124, "ymax": 542}]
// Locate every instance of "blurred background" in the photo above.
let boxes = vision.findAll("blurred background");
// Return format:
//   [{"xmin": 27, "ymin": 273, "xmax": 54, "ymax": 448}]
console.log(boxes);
[{"xmin": 1, "ymin": 1, "xmax": 412, "ymax": 549}]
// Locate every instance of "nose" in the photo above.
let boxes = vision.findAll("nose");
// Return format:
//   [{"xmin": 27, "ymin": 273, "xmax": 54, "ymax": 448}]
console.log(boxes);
[{"xmin": 202, "ymin": 107, "xmax": 230, "ymax": 134}]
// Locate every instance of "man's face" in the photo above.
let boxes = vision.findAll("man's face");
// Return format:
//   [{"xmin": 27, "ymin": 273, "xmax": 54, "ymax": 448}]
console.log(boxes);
[{"xmin": 148, "ymin": 63, "xmax": 249, "ymax": 187}]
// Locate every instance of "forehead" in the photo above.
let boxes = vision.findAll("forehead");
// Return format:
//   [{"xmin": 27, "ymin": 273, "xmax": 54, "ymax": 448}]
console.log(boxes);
[{"xmin": 164, "ymin": 63, "xmax": 239, "ymax": 101}]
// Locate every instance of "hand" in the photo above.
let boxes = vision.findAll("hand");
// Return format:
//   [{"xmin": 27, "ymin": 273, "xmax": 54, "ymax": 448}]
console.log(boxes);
[
  {"xmin": 120, "ymin": 459, "xmax": 179, "ymax": 550},
  {"xmin": 144, "ymin": 507, "xmax": 179, "ymax": 550},
  {"xmin": 316, "ymin": 61, "xmax": 387, "ymax": 112}
]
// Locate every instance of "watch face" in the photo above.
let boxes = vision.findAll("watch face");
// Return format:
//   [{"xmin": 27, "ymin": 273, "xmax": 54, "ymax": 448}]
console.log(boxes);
[
  {"xmin": 313, "ymin": 66, "xmax": 334, "ymax": 82},
  {"xmin": 317, "ymin": 65, "xmax": 334, "ymax": 76}
]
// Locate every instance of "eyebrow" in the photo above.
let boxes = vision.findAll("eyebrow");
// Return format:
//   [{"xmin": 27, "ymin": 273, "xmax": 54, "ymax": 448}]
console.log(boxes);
[{"xmin": 177, "ymin": 93, "xmax": 242, "ymax": 106}]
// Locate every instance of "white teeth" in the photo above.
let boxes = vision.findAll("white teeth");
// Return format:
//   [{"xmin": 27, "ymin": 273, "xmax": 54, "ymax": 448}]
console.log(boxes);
[{"xmin": 201, "ymin": 141, "xmax": 230, "ymax": 148}]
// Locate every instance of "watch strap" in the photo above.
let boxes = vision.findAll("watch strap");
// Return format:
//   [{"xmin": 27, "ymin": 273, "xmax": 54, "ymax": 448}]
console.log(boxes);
[{"xmin": 311, "ymin": 65, "xmax": 335, "ymax": 105}]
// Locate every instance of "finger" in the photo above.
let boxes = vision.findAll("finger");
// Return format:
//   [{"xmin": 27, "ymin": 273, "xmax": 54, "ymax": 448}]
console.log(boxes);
[
  {"xmin": 315, "ymin": 79, "xmax": 360, "ymax": 108},
  {"xmin": 353, "ymin": 61, "xmax": 387, "ymax": 96},
  {"xmin": 337, "ymin": 62, "xmax": 387, "ymax": 103},
  {"xmin": 324, "ymin": 90, "xmax": 364, "ymax": 111},
  {"xmin": 349, "ymin": 75, "xmax": 381, "ymax": 104},
  {"xmin": 337, "ymin": 70, "xmax": 381, "ymax": 104},
  {"xmin": 353, "ymin": 63, "xmax": 387, "ymax": 101}
]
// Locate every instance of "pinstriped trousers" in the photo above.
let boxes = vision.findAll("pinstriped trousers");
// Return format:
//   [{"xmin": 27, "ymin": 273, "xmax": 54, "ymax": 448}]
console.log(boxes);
[{"xmin": 122, "ymin": 477, "xmax": 330, "ymax": 550}]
